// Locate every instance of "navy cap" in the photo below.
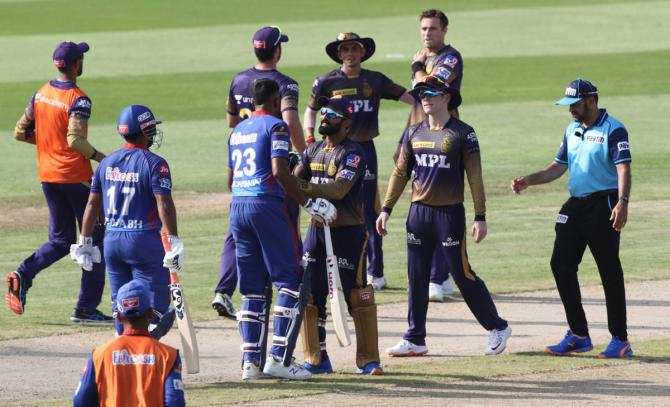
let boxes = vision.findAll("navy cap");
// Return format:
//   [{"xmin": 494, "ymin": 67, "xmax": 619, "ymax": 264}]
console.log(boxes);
[
  {"xmin": 409, "ymin": 76, "xmax": 462, "ymax": 110},
  {"xmin": 52, "ymin": 41, "xmax": 89, "ymax": 68},
  {"xmin": 117, "ymin": 105, "xmax": 162, "ymax": 137},
  {"xmin": 555, "ymin": 78, "xmax": 598, "ymax": 105},
  {"xmin": 116, "ymin": 280, "xmax": 152, "ymax": 319},
  {"xmin": 253, "ymin": 26, "xmax": 288, "ymax": 50},
  {"xmin": 317, "ymin": 96, "xmax": 354, "ymax": 119}
]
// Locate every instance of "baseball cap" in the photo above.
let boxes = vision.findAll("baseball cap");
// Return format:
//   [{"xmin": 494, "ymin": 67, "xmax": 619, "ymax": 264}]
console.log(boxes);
[
  {"xmin": 116, "ymin": 280, "xmax": 152, "ymax": 319},
  {"xmin": 317, "ymin": 96, "xmax": 354, "ymax": 119},
  {"xmin": 117, "ymin": 105, "xmax": 162, "ymax": 137},
  {"xmin": 253, "ymin": 26, "xmax": 288, "ymax": 50},
  {"xmin": 52, "ymin": 41, "xmax": 89, "ymax": 68},
  {"xmin": 409, "ymin": 76, "xmax": 462, "ymax": 110},
  {"xmin": 555, "ymin": 78, "xmax": 598, "ymax": 105}
]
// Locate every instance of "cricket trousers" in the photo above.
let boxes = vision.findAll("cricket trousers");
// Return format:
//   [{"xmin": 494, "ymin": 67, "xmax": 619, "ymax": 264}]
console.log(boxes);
[
  {"xmin": 17, "ymin": 182, "xmax": 105, "ymax": 313},
  {"xmin": 404, "ymin": 202, "xmax": 507, "ymax": 345},
  {"xmin": 359, "ymin": 140, "xmax": 384, "ymax": 278},
  {"xmin": 550, "ymin": 190, "xmax": 628, "ymax": 340}
]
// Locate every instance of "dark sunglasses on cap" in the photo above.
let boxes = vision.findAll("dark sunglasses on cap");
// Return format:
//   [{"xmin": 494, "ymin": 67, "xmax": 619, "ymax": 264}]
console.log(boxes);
[
  {"xmin": 320, "ymin": 107, "xmax": 344, "ymax": 119},
  {"xmin": 418, "ymin": 90, "xmax": 445, "ymax": 98}
]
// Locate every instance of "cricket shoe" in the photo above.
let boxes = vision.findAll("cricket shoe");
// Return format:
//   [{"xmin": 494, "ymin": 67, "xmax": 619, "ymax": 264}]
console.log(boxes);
[
  {"xmin": 545, "ymin": 330, "xmax": 593, "ymax": 356},
  {"xmin": 355, "ymin": 361, "xmax": 384, "ymax": 375},
  {"xmin": 485, "ymin": 325, "xmax": 512, "ymax": 355},
  {"xmin": 6, "ymin": 271, "xmax": 27, "ymax": 315},
  {"xmin": 212, "ymin": 292, "xmax": 237, "ymax": 319},
  {"xmin": 442, "ymin": 275, "xmax": 454, "ymax": 295},
  {"xmin": 386, "ymin": 339, "xmax": 428, "ymax": 357},
  {"xmin": 150, "ymin": 308, "xmax": 176, "ymax": 340},
  {"xmin": 367, "ymin": 275, "xmax": 387, "ymax": 291},
  {"xmin": 242, "ymin": 360, "xmax": 264, "ymax": 380},
  {"xmin": 303, "ymin": 351, "xmax": 333, "ymax": 374},
  {"xmin": 598, "ymin": 336, "xmax": 633, "ymax": 359},
  {"xmin": 70, "ymin": 308, "xmax": 114, "ymax": 323},
  {"xmin": 428, "ymin": 282, "xmax": 444, "ymax": 302},
  {"xmin": 263, "ymin": 354, "xmax": 312, "ymax": 380}
]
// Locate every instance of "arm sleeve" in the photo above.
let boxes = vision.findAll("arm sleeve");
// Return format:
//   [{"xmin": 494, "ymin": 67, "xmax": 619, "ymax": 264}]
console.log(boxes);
[
  {"xmin": 608, "ymin": 127, "xmax": 632, "ymax": 163},
  {"xmin": 14, "ymin": 93, "xmax": 36, "ymax": 143},
  {"xmin": 554, "ymin": 133, "xmax": 569, "ymax": 164},
  {"xmin": 73, "ymin": 356, "xmax": 99, "ymax": 407},
  {"xmin": 280, "ymin": 80, "xmax": 299, "ymax": 113},
  {"xmin": 302, "ymin": 150, "xmax": 364, "ymax": 200},
  {"xmin": 270, "ymin": 122, "xmax": 291, "ymax": 159},
  {"xmin": 227, "ymin": 81, "xmax": 239, "ymax": 116},
  {"xmin": 380, "ymin": 73, "xmax": 407, "ymax": 100},
  {"xmin": 151, "ymin": 158, "xmax": 173, "ymax": 194},
  {"xmin": 91, "ymin": 162, "xmax": 103, "ymax": 193},
  {"xmin": 307, "ymin": 76, "xmax": 324, "ymax": 110},
  {"xmin": 67, "ymin": 115, "xmax": 96, "ymax": 158},
  {"xmin": 164, "ymin": 354, "xmax": 186, "ymax": 407},
  {"xmin": 462, "ymin": 130, "xmax": 486, "ymax": 216},
  {"xmin": 383, "ymin": 130, "xmax": 413, "ymax": 209},
  {"xmin": 433, "ymin": 53, "xmax": 463, "ymax": 85}
]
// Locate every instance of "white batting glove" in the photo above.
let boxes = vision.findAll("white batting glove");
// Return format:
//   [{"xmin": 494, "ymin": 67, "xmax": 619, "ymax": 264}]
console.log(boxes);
[
  {"xmin": 69, "ymin": 235, "xmax": 101, "ymax": 271},
  {"xmin": 163, "ymin": 235, "xmax": 185, "ymax": 271},
  {"xmin": 304, "ymin": 198, "xmax": 337, "ymax": 225}
]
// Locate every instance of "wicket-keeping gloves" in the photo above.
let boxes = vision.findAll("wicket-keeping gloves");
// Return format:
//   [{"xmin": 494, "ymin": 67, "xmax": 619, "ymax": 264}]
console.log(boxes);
[
  {"xmin": 303, "ymin": 198, "xmax": 337, "ymax": 225},
  {"xmin": 163, "ymin": 235, "xmax": 185, "ymax": 271},
  {"xmin": 69, "ymin": 235, "xmax": 101, "ymax": 271}
]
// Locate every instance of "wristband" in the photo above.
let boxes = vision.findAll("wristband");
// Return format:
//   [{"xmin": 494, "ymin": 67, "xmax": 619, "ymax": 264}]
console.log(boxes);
[
  {"xmin": 474, "ymin": 214, "xmax": 486, "ymax": 222},
  {"xmin": 89, "ymin": 148, "xmax": 97, "ymax": 160},
  {"xmin": 381, "ymin": 206, "xmax": 393, "ymax": 215},
  {"xmin": 619, "ymin": 196, "xmax": 629, "ymax": 203},
  {"xmin": 306, "ymin": 135, "xmax": 316, "ymax": 145},
  {"xmin": 411, "ymin": 61, "xmax": 426, "ymax": 73}
]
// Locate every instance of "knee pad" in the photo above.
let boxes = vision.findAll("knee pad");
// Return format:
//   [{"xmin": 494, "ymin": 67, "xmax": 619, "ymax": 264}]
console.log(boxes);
[
  {"xmin": 237, "ymin": 294, "xmax": 269, "ymax": 360},
  {"xmin": 349, "ymin": 286, "xmax": 380, "ymax": 368}
]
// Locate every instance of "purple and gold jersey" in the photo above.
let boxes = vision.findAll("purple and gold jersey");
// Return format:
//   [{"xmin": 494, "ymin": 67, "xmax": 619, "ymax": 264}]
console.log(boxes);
[
  {"xmin": 91, "ymin": 144, "xmax": 172, "ymax": 232},
  {"xmin": 300, "ymin": 138, "xmax": 365, "ymax": 227},
  {"xmin": 227, "ymin": 68, "xmax": 299, "ymax": 120},
  {"xmin": 229, "ymin": 111, "xmax": 290, "ymax": 198},
  {"xmin": 308, "ymin": 69, "xmax": 406, "ymax": 143},
  {"xmin": 384, "ymin": 118, "xmax": 486, "ymax": 215},
  {"xmin": 409, "ymin": 45, "xmax": 464, "ymax": 125}
]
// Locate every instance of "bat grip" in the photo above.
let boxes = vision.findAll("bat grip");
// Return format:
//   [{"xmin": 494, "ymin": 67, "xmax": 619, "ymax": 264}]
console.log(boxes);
[{"xmin": 161, "ymin": 231, "xmax": 171, "ymax": 251}]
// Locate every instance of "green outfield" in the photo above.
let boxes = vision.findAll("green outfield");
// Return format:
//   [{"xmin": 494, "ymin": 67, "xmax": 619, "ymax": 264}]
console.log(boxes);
[{"xmin": 0, "ymin": 0, "xmax": 668, "ymax": 353}]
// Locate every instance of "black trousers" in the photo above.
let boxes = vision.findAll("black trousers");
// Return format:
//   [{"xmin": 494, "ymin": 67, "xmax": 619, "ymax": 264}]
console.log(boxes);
[{"xmin": 550, "ymin": 190, "xmax": 627, "ymax": 340}]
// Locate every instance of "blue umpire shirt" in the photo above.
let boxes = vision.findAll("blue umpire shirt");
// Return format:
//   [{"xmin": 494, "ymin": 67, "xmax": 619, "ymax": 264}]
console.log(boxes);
[{"xmin": 554, "ymin": 109, "xmax": 631, "ymax": 197}]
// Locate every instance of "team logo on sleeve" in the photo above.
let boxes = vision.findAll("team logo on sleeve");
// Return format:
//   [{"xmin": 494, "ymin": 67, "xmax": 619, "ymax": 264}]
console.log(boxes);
[
  {"xmin": 287, "ymin": 83, "xmax": 299, "ymax": 92},
  {"xmin": 159, "ymin": 178, "xmax": 172, "ymax": 190},
  {"xmin": 556, "ymin": 214, "xmax": 568, "ymax": 224},
  {"xmin": 466, "ymin": 132, "xmax": 478, "ymax": 142},
  {"xmin": 445, "ymin": 55, "xmax": 458, "ymax": 68},
  {"xmin": 272, "ymin": 140, "xmax": 290, "ymax": 151},
  {"xmin": 338, "ymin": 169, "xmax": 356, "ymax": 180},
  {"xmin": 617, "ymin": 141, "xmax": 630, "ymax": 151},
  {"xmin": 434, "ymin": 67, "xmax": 452, "ymax": 82},
  {"xmin": 345, "ymin": 154, "xmax": 361, "ymax": 168},
  {"xmin": 159, "ymin": 164, "xmax": 170, "ymax": 175}
]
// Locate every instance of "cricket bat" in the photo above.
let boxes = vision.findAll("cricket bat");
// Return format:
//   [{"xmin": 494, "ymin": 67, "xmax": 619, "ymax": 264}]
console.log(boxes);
[
  {"xmin": 323, "ymin": 225, "xmax": 352, "ymax": 347},
  {"xmin": 161, "ymin": 231, "xmax": 200, "ymax": 374}
]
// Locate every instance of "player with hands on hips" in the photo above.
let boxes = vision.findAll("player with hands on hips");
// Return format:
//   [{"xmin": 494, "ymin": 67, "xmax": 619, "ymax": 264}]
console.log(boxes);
[
  {"xmin": 378, "ymin": 76, "xmax": 511, "ymax": 358},
  {"xmin": 75, "ymin": 104, "xmax": 180, "ymax": 340},
  {"xmin": 511, "ymin": 78, "xmax": 633, "ymax": 359}
]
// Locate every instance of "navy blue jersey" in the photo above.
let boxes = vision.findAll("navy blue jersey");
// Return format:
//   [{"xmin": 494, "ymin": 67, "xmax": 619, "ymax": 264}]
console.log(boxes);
[
  {"xmin": 308, "ymin": 69, "xmax": 406, "ymax": 142},
  {"xmin": 227, "ymin": 68, "xmax": 299, "ymax": 120},
  {"xmin": 229, "ymin": 112, "xmax": 290, "ymax": 198},
  {"xmin": 91, "ymin": 144, "xmax": 172, "ymax": 231}
]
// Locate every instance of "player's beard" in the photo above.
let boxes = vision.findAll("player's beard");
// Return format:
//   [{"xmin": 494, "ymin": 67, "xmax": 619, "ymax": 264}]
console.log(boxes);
[{"xmin": 318, "ymin": 120, "xmax": 342, "ymax": 136}]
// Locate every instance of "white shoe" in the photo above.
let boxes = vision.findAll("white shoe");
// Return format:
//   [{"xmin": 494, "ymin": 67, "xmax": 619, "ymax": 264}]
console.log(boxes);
[
  {"xmin": 442, "ymin": 276, "xmax": 454, "ymax": 295},
  {"xmin": 485, "ymin": 325, "xmax": 512, "ymax": 355},
  {"xmin": 367, "ymin": 275, "xmax": 387, "ymax": 290},
  {"xmin": 262, "ymin": 355, "xmax": 312, "ymax": 380},
  {"xmin": 212, "ymin": 292, "xmax": 237, "ymax": 319},
  {"xmin": 386, "ymin": 339, "xmax": 428, "ymax": 357},
  {"xmin": 428, "ymin": 283, "xmax": 444, "ymax": 302},
  {"xmin": 242, "ymin": 360, "xmax": 262, "ymax": 380}
]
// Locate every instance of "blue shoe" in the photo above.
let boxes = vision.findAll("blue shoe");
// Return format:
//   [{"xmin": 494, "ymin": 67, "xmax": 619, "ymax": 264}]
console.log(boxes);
[
  {"xmin": 303, "ymin": 351, "xmax": 333, "ymax": 374},
  {"xmin": 150, "ymin": 308, "xmax": 176, "ymax": 340},
  {"xmin": 598, "ymin": 336, "xmax": 633, "ymax": 359},
  {"xmin": 355, "ymin": 361, "xmax": 383, "ymax": 376},
  {"xmin": 70, "ymin": 308, "xmax": 114, "ymax": 323},
  {"xmin": 545, "ymin": 330, "xmax": 593, "ymax": 355}
]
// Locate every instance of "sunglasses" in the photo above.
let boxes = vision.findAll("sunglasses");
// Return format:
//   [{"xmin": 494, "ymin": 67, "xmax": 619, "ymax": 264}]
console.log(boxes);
[
  {"xmin": 418, "ymin": 90, "xmax": 445, "ymax": 98},
  {"xmin": 270, "ymin": 25, "xmax": 284, "ymax": 47},
  {"xmin": 320, "ymin": 107, "xmax": 344, "ymax": 119}
]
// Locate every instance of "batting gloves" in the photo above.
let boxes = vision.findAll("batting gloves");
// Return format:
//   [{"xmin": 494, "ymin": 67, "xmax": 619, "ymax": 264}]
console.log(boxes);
[
  {"xmin": 303, "ymin": 198, "xmax": 337, "ymax": 225},
  {"xmin": 163, "ymin": 235, "xmax": 185, "ymax": 271},
  {"xmin": 69, "ymin": 235, "xmax": 101, "ymax": 271}
]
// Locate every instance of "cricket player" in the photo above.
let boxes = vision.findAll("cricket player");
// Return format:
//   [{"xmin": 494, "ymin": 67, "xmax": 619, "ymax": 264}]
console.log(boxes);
[
  {"xmin": 295, "ymin": 96, "xmax": 383, "ymax": 375},
  {"xmin": 71, "ymin": 105, "xmax": 181, "ymax": 339},
  {"xmin": 304, "ymin": 32, "xmax": 414, "ymax": 291},
  {"xmin": 377, "ymin": 77, "xmax": 512, "ymax": 357},
  {"xmin": 73, "ymin": 279, "xmax": 185, "ymax": 407},
  {"xmin": 6, "ymin": 41, "xmax": 110, "ymax": 323},
  {"xmin": 230, "ymin": 79, "xmax": 336, "ymax": 380},
  {"xmin": 212, "ymin": 25, "xmax": 306, "ymax": 317},
  {"xmin": 511, "ymin": 78, "xmax": 633, "ymax": 358}
]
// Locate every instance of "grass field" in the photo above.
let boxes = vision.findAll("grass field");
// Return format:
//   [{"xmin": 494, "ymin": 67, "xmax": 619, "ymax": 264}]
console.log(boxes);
[{"xmin": 0, "ymin": 0, "xmax": 669, "ymax": 404}]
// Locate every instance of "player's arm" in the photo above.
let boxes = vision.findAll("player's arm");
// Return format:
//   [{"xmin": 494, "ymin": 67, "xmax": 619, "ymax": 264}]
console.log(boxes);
[
  {"xmin": 301, "ymin": 152, "xmax": 362, "ymax": 200},
  {"xmin": 156, "ymin": 193, "xmax": 178, "ymax": 236},
  {"xmin": 73, "ymin": 355, "xmax": 99, "ymax": 407},
  {"xmin": 399, "ymin": 92, "xmax": 415, "ymax": 105},
  {"xmin": 283, "ymin": 109, "xmax": 306, "ymax": 153},
  {"xmin": 80, "ymin": 192, "xmax": 102, "ymax": 237},
  {"xmin": 303, "ymin": 105, "xmax": 318, "ymax": 145},
  {"xmin": 164, "ymin": 354, "xmax": 186, "ymax": 407},
  {"xmin": 272, "ymin": 157, "xmax": 308, "ymax": 205},
  {"xmin": 226, "ymin": 87, "xmax": 241, "ymax": 128},
  {"xmin": 14, "ymin": 95, "xmax": 36, "ymax": 144},
  {"xmin": 67, "ymin": 97, "xmax": 105, "ymax": 162},
  {"xmin": 227, "ymin": 166, "xmax": 233, "ymax": 191},
  {"xmin": 462, "ymin": 135, "xmax": 487, "ymax": 243}
]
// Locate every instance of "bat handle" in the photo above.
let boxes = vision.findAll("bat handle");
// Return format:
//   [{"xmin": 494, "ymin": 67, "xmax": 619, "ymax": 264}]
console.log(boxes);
[{"xmin": 161, "ymin": 231, "xmax": 171, "ymax": 251}]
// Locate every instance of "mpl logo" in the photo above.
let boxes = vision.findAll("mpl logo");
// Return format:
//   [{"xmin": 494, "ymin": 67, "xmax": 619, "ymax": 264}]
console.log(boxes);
[
  {"xmin": 414, "ymin": 154, "xmax": 451, "ymax": 168},
  {"xmin": 351, "ymin": 99, "xmax": 374, "ymax": 113}
]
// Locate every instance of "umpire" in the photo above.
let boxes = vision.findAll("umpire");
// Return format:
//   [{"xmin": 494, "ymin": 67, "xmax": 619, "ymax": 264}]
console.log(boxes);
[{"xmin": 511, "ymin": 78, "xmax": 633, "ymax": 359}]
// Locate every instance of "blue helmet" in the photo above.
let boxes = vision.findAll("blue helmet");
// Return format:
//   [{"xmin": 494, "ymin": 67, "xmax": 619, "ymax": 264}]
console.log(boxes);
[{"xmin": 117, "ymin": 105, "xmax": 163, "ymax": 148}]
